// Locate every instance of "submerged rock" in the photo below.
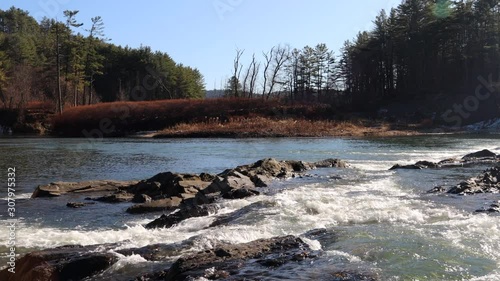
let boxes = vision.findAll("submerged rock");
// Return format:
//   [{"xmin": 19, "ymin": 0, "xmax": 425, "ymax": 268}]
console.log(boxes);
[
  {"xmin": 0, "ymin": 244, "xmax": 117, "ymax": 281},
  {"xmin": 390, "ymin": 149, "xmax": 499, "ymax": 170},
  {"xmin": 66, "ymin": 202, "xmax": 96, "ymax": 208}
]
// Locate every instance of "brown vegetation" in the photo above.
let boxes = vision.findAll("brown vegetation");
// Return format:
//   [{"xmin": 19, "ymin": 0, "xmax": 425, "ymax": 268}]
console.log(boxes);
[
  {"xmin": 153, "ymin": 117, "xmax": 420, "ymax": 138},
  {"xmin": 51, "ymin": 98, "xmax": 337, "ymax": 137}
]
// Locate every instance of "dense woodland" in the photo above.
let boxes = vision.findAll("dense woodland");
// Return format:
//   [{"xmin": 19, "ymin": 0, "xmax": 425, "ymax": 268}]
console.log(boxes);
[
  {"xmin": 224, "ymin": 0, "xmax": 500, "ymax": 120},
  {"xmin": 1, "ymin": 0, "xmax": 499, "ymax": 124},
  {"xmin": 0, "ymin": 7, "xmax": 205, "ymax": 113}
]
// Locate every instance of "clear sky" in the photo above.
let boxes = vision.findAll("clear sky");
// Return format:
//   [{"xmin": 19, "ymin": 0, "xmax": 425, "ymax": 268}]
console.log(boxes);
[{"xmin": 1, "ymin": 0, "xmax": 400, "ymax": 89}]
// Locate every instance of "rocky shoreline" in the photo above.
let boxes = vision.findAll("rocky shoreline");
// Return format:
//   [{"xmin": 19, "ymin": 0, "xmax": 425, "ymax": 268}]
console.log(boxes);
[
  {"xmin": 2, "ymin": 157, "xmax": 358, "ymax": 281},
  {"xmin": 391, "ymin": 149, "xmax": 500, "ymax": 213}
]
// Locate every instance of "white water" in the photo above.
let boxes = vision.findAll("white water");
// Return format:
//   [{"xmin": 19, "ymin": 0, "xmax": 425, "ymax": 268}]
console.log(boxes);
[{"xmin": 1, "ymin": 136, "xmax": 499, "ymax": 280}]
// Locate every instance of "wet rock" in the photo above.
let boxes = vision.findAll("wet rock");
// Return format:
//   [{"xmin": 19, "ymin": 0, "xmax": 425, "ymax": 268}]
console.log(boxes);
[
  {"xmin": 209, "ymin": 201, "xmax": 276, "ymax": 228},
  {"xmin": 476, "ymin": 203, "xmax": 500, "ymax": 213},
  {"xmin": 462, "ymin": 149, "xmax": 497, "ymax": 160},
  {"xmin": 117, "ymin": 243, "xmax": 183, "ymax": 261},
  {"xmin": 66, "ymin": 202, "xmax": 96, "ymax": 208},
  {"xmin": 132, "ymin": 193, "xmax": 152, "ymax": 203},
  {"xmin": 390, "ymin": 150, "xmax": 499, "ymax": 170},
  {"xmin": 429, "ymin": 166, "xmax": 500, "ymax": 195},
  {"xmin": 156, "ymin": 236, "xmax": 312, "ymax": 281},
  {"xmin": 390, "ymin": 161, "xmax": 438, "ymax": 170},
  {"xmin": 0, "ymin": 244, "xmax": 117, "ymax": 281},
  {"xmin": 127, "ymin": 197, "xmax": 183, "ymax": 214},
  {"xmin": 447, "ymin": 166, "xmax": 500, "ymax": 195},
  {"xmin": 222, "ymin": 188, "xmax": 260, "ymax": 199},
  {"xmin": 125, "ymin": 172, "xmax": 213, "ymax": 199},
  {"xmin": 145, "ymin": 205, "xmax": 217, "ymax": 229},
  {"xmin": 314, "ymin": 158, "xmax": 349, "ymax": 168},
  {"xmin": 94, "ymin": 191, "xmax": 135, "ymax": 203},
  {"xmin": 31, "ymin": 180, "xmax": 139, "ymax": 198}
]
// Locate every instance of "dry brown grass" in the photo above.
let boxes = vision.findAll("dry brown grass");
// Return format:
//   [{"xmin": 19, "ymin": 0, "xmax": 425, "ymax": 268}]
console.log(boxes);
[
  {"xmin": 154, "ymin": 117, "xmax": 419, "ymax": 138},
  {"xmin": 51, "ymin": 98, "xmax": 338, "ymax": 136}
]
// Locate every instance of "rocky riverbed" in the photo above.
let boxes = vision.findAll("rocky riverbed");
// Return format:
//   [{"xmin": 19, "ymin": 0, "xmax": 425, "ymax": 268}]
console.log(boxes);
[{"xmin": 4, "ymin": 149, "xmax": 500, "ymax": 280}]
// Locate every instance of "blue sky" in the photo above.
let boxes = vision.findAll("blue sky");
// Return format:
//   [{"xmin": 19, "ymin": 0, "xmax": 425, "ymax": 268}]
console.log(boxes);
[{"xmin": 1, "ymin": 0, "xmax": 400, "ymax": 89}]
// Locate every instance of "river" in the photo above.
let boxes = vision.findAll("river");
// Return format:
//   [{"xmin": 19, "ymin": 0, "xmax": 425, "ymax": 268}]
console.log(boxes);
[{"xmin": 0, "ymin": 135, "xmax": 499, "ymax": 280}]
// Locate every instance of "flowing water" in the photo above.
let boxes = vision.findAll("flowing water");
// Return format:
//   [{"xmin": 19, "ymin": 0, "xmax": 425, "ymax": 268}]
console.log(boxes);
[{"xmin": 0, "ymin": 135, "xmax": 499, "ymax": 280}]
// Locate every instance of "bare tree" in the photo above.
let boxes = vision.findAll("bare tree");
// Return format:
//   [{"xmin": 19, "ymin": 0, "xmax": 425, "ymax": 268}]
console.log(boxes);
[
  {"xmin": 261, "ymin": 47, "xmax": 274, "ymax": 98},
  {"xmin": 232, "ymin": 48, "xmax": 244, "ymax": 97},
  {"xmin": 249, "ymin": 56, "xmax": 260, "ymax": 98},
  {"xmin": 266, "ymin": 45, "xmax": 290, "ymax": 99},
  {"xmin": 241, "ymin": 55, "xmax": 253, "ymax": 98}
]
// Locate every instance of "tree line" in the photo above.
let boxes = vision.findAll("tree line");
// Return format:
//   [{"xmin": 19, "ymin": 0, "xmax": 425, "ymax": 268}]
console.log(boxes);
[
  {"xmin": 0, "ymin": 7, "xmax": 205, "ymax": 113},
  {"xmin": 225, "ymin": 0, "xmax": 500, "ymax": 113}
]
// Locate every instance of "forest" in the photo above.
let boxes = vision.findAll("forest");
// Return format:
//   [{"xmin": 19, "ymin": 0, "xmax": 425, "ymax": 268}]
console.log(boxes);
[
  {"xmin": 223, "ymin": 0, "xmax": 499, "ymax": 122},
  {"xmin": 0, "ymin": 0, "xmax": 499, "ymax": 125},
  {"xmin": 0, "ymin": 7, "xmax": 205, "ymax": 113}
]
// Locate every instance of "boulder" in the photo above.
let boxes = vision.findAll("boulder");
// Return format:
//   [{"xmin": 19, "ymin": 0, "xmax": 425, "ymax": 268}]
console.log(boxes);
[
  {"xmin": 132, "ymin": 193, "xmax": 152, "ymax": 203},
  {"xmin": 151, "ymin": 236, "xmax": 313, "ymax": 281},
  {"xmin": 462, "ymin": 149, "xmax": 497, "ymax": 160},
  {"xmin": 145, "ymin": 205, "xmax": 217, "ymax": 229},
  {"xmin": 93, "ymin": 191, "xmax": 135, "ymax": 203},
  {"xmin": 31, "ymin": 180, "xmax": 138, "ymax": 198},
  {"xmin": 390, "ymin": 150, "xmax": 499, "ymax": 170},
  {"xmin": 314, "ymin": 158, "xmax": 349, "ymax": 168},
  {"xmin": 222, "ymin": 188, "xmax": 260, "ymax": 199},
  {"xmin": 447, "ymin": 166, "xmax": 500, "ymax": 195},
  {"xmin": 0, "ymin": 245, "xmax": 117, "ymax": 281},
  {"xmin": 126, "ymin": 197, "xmax": 183, "ymax": 214},
  {"xmin": 476, "ymin": 202, "xmax": 500, "ymax": 213},
  {"xmin": 429, "ymin": 166, "xmax": 500, "ymax": 195},
  {"xmin": 124, "ymin": 172, "xmax": 213, "ymax": 199}
]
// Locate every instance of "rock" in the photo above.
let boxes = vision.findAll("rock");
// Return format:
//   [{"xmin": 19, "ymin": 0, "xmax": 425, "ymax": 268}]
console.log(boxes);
[
  {"xmin": 390, "ymin": 150, "xmax": 499, "ymax": 170},
  {"xmin": 125, "ymin": 172, "xmax": 213, "ymax": 199},
  {"xmin": 430, "ymin": 166, "xmax": 500, "ymax": 195},
  {"xmin": 159, "ymin": 236, "xmax": 312, "ymax": 280},
  {"xmin": 427, "ymin": 186, "xmax": 447, "ymax": 193},
  {"xmin": 209, "ymin": 201, "xmax": 275, "ymax": 228},
  {"xmin": 126, "ymin": 197, "xmax": 183, "ymax": 214},
  {"xmin": 447, "ymin": 166, "xmax": 500, "ymax": 195},
  {"xmin": 314, "ymin": 158, "xmax": 349, "ymax": 168},
  {"xmin": 462, "ymin": 149, "xmax": 497, "ymax": 160},
  {"xmin": 390, "ymin": 161, "xmax": 438, "ymax": 170},
  {"xmin": 145, "ymin": 205, "xmax": 217, "ymax": 229},
  {"xmin": 0, "ymin": 244, "xmax": 117, "ymax": 281},
  {"xmin": 222, "ymin": 188, "xmax": 260, "ymax": 199},
  {"xmin": 117, "ymin": 243, "xmax": 184, "ymax": 261},
  {"xmin": 66, "ymin": 202, "xmax": 95, "ymax": 208},
  {"xmin": 94, "ymin": 191, "xmax": 135, "ymax": 203},
  {"xmin": 31, "ymin": 180, "xmax": 139, "ymax": 198},
  {"xmin": 132, "ymin": 193, "xmax": 152, "ymax": 203}
]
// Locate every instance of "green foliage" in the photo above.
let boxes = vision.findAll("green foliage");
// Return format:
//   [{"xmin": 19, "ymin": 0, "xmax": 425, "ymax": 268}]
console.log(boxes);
[
  {"xmin": 0, "ymin": 6, "xmax": 206, "ymax": 110},
  {"xmin": 340, "ymin": 0, "xmax": 500, "ymax": 109}
]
